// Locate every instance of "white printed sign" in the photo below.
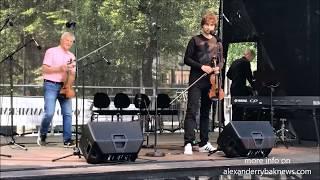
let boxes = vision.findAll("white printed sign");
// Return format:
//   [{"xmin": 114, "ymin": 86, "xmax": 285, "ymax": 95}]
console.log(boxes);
[
  {"xmin": 0, "ymin": 97, "xmax": 93, "ymax": 127},
  {"xmin": 0, "ymin": 96, "xmax": 139, "ymax": 131}
]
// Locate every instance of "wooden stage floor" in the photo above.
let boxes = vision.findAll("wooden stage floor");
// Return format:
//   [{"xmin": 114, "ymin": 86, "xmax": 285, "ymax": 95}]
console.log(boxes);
[{"xmin": 1, "ymin": 132, "xmax": 319, "ymax": 179}]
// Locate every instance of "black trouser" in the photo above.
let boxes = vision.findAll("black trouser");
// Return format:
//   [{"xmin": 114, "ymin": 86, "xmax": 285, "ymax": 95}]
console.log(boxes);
[{"xmin": 184, "ymin": 84, "xmax": 212, "ymax": 147}]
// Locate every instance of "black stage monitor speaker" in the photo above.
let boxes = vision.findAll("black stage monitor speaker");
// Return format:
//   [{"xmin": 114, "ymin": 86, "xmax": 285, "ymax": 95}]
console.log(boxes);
[
  {"xmin": 217, "ymin": 121, "xmax": 276, "ymax": 158},
  {"xmin": 79, "ymin": 121, "xmax": 143, "ymax": 164}
]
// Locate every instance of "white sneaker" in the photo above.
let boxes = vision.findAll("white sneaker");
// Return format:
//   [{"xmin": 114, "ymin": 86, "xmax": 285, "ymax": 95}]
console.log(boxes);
[
  {"xmin": 184, "ymin": 143, "xmax": 193, "ymax": 155},
  {"xmin": 198, "ymin": 142, "xmax": 216, "ymax": 153}
]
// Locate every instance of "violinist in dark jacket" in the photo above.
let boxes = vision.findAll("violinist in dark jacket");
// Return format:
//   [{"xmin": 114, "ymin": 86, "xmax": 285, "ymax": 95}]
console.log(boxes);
[{"xmin": 183, "ymin": 11, "xmax": 224, "ymax": 155}]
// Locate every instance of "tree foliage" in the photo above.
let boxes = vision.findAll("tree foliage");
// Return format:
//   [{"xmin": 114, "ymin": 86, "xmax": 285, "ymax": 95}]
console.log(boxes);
[{"xmin": 1, "ymin": 0, "xmax": 250, "ymax": 96}]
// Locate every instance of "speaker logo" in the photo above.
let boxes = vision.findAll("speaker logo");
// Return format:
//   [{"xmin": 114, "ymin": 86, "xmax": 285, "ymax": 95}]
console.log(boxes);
[
  {"xmin": 249, "ymin": 99, "xmax": 258, "ymax": 103},
  {"xmin": 313, "ymin": 100, "xmax": 320, "ymax": 106},
  {"xmin": 234, "ymin": 99, "xmax": 248, "ymax": 103}
]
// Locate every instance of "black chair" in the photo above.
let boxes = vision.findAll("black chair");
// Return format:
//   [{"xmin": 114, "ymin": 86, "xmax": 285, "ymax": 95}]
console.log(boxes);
[
  {"xmin": 134, "ymin": 93, "xmax": 150, "ymax": 109},
  {"xmin": 157, "ymin": 93, "xmax": 173, "ymax": 132},
  {"xmin": 91, "ymin": 92, "xmax": 110, "ymax": 121},
  {"xmin": 114, "ymin": 92, "xmax": 131, "ymax": 121},
  {"xmin": 157, "ymin": 93, "xmax": 171, "ymax": 109}
]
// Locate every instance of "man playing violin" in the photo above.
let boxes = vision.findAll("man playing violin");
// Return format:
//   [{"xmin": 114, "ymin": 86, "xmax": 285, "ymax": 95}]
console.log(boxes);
[
  {"xmin": 183, "ymin": 11, "xmax": 224, "ymax": 155},
  {"xmin": 37, "ymin": 32, "xmax": 76, "ymax": 147}
]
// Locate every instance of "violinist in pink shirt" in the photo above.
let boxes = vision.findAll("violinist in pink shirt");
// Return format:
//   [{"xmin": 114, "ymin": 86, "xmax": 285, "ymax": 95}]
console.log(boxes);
[{"xmin": 37, "ymin": 32, "xmax": 76, "ymax": 148}]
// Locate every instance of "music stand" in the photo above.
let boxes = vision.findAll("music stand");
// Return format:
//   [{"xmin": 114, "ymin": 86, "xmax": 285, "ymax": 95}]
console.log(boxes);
[{"xmin": 52, "ymin": 42, "xmax": 112, "ymax": 162}]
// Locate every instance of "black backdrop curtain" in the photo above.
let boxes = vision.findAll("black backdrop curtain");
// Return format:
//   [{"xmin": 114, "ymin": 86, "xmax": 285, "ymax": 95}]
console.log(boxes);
[{"xmin": 223, "ymin": 0, "xmax": 320, "ymax": 96}]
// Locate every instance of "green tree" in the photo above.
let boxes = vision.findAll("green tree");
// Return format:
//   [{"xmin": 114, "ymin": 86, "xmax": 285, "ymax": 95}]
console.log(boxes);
[{"xmin": 2, "ymin": 0, "xmax": 242, "ymax": 97}]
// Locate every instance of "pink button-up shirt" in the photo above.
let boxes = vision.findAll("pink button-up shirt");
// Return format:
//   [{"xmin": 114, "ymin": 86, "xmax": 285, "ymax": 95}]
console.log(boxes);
[{"xmin": 42, "ymin": 46, "xmax": 75, "ymax": 82}]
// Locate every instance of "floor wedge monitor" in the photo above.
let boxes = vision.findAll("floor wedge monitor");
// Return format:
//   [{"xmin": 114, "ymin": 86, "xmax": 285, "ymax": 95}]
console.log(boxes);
[
  {"xmin": 79, "ymin": 121, "xmax": 143, "ymax": 164},
  {"xmin": 217, "ymin": 121, "xmax": 276, "ymax": 158}
]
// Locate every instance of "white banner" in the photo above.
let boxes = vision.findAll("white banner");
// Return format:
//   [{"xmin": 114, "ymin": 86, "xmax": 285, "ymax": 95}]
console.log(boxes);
[
  {"xmin": 0, "ymin": 97, "xmax": 93, "ymax": 128},
  {"xmin": 0, "ymin": 96, "xmax": 139, "ymax": 131}
]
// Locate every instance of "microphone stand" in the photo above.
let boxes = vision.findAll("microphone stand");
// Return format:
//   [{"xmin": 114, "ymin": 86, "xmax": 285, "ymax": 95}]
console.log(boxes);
[
  {"xmin": 0, "ymin": 61, "xmax": 12, "ymax": 158},
  {"xmin": 0, "ymin": 17, "xmax": 12, "ymax": 32},
  {"xmin": 0, "ymin": 17, "xmax": 15, "ymax": 158},
  {"xmin": 216, "ymin": 0, "xmax": 225, "ymax": 135},
  {"xmin": 81, "ymin": 58, "xmax": 110, "ymax": 125},
  {"xmin": 0, "ymin": 39, "xmax": 36, "ymax": 152},
  {"xmin": 52, "ymin": 24, "xmax": 81, "ymax": 161},
  {"xmin": 145, "ymin": 22, "xmax": 165, "ymax": 157},
  {"xmin": 52, "ymin": 42, "xmax": 112, "ymax": 162},
  {"xmin": 215, "ymin": 44, "xmax": 224, "ymax": 135}
]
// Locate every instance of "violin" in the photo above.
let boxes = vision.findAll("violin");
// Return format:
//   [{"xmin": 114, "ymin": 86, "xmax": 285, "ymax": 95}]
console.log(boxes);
[
  {"xmin": 208, "ymin": 57, "xmax": 224, "ymax": 100},
  {"xmin": 60, "ymin": 59, "xmax": 75, "ymax": 98}
]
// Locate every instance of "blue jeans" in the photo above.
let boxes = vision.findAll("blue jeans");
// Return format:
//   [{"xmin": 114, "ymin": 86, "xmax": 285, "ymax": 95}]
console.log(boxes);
[{"xmin": 40, "ymin": 81, "xmax": 73, "ymax": 142}]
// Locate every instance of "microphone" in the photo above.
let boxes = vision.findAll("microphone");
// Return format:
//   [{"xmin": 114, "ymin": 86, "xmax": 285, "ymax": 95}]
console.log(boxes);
[
  {"xmin": 102, "ymin": 56, "xmax": 111, "ymax": 65},
  {"xmin": 151, "ymin": 22, "xmax": 161, "ymax": 29},
  {"xmin": 32, "ymin": 38, "xmax": 42, "ymax": 50},
  {"xmin": 66, "ymin": 21, "xmax": 76, "ymax": 28}
]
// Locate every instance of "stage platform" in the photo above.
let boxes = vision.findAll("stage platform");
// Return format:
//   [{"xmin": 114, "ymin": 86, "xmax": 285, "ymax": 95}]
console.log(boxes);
[{"xmin": 1, "ymin": 133, "xmax": 319, "ymax": 179}]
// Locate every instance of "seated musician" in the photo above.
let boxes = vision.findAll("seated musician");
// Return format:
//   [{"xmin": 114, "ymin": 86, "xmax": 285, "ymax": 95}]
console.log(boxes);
[{"xmin": 227, "ymin": 49, "xmax": 256, "ymax": 120}]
